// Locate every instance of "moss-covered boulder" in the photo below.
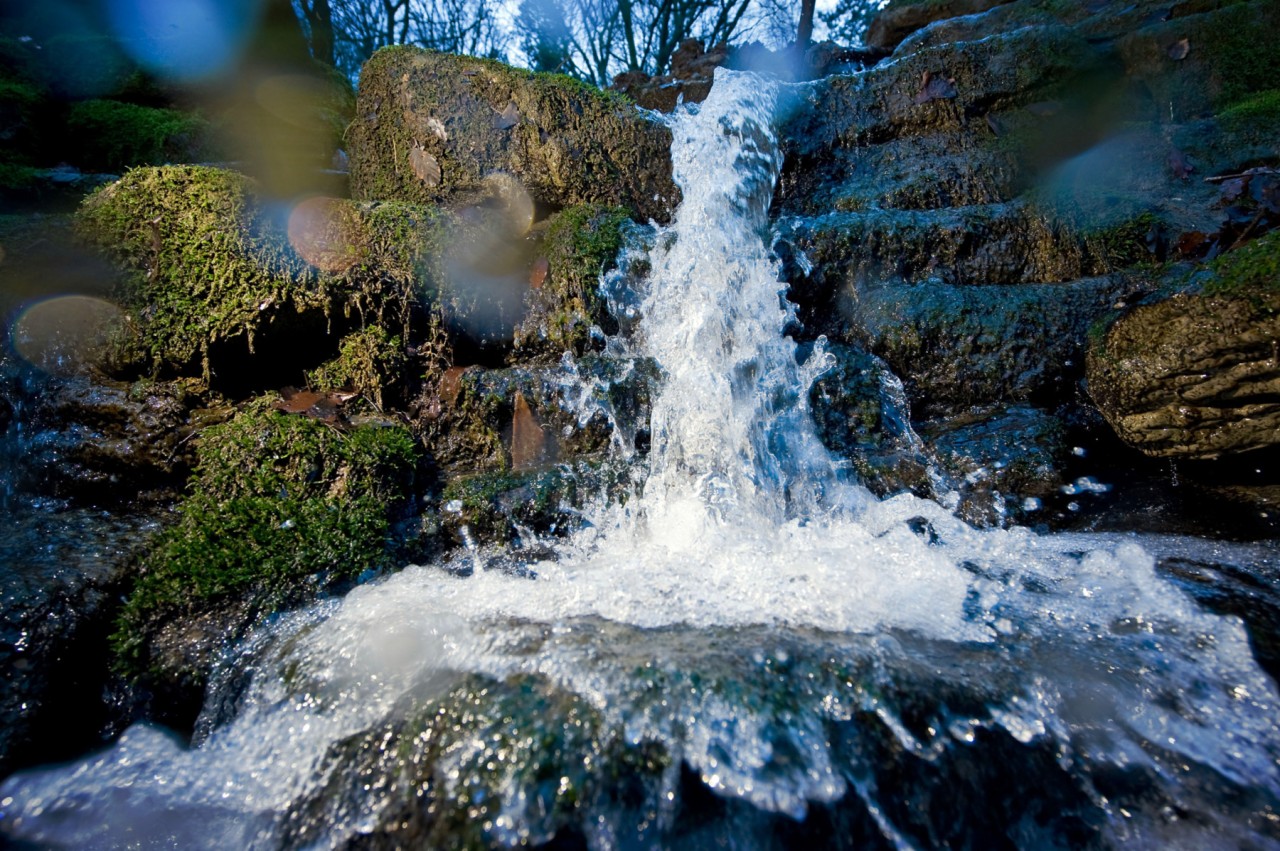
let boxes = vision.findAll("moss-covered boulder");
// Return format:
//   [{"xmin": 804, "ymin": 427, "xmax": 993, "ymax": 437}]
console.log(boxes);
[
  {"xmin": 512, "ymin": 204, "xmax": 631, "ymax": 360},
  {"xmin": 348, "ymin": 48, "xmax": 678, "ymax": 223},
  {"xmin": 76, "ymin": 165, "xmax": 441, "ymax": 387},
  {"xmin": 114, "ymin": 402, "xmax": 419, "ymax": 689},
  {"xmin": 1087, "ymin": 234, "xmax": 1280, "ymax": 459}
]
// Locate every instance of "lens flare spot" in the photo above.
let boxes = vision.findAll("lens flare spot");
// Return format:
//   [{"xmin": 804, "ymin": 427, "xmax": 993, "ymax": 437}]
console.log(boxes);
[
  {"xmin": 105, "ymin": 0, "xmax": 257, "ymax": 82},
  {"xmin": 11, "ymin": 295, "xmax": 122, "ymax": 373},
  {"xmin": 483, "ymin": 173, "xmax": 535, "ymax": 236},
  {"xmin": 287, "ymin": 197, "xmax": 368, "ymax": 273}
]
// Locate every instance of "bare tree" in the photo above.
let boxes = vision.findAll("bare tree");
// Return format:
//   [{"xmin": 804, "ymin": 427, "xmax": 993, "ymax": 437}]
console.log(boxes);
[
  {"xmin": 295, "ymin": 0, "xmax": 337, "ymax": 66},
  {"xmin": 797, "ymin": 0, "xmax": 815, "ymax": 44},
  {"xmin": 310, "ymin": 0, "xmax": 507, "ymax": 79}
]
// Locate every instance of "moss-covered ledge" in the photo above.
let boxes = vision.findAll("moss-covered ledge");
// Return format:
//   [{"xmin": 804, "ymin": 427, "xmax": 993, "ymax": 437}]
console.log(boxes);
[
  {"xmin": 76, "ymin": 165, "xmax": 446, "ymax": 386},
  {"xmin": 112, "ymin": 400, "xmax": 419, "ymax": 688}
]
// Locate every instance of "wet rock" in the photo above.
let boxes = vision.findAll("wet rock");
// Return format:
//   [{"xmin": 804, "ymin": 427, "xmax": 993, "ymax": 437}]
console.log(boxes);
[
  {"xmin": 921, "ymin": 404, "xmax": 1071, "ymax": 526},
  {"xmin": 19, "ymin": 375, "xmax": 203, "ymax": 504},
  {"xmin": 0, "ymin": 507, "xmax": 153, "ymax": 776},
  {"xmin": 1087, "ymin": 233, "xmax": 1280, "ymax": 459},
  {"xmin": 821, "ymin": 276, "xmax": 1135, "ymax": 419},
  {"xmin": 348, "ymin": 48, "xmax": 678, "ymax": 223},
  {"xmin": 417, "ymin": 355, "xmax": 656, "ymax": 476},
  {"xmin": 808, "ymin": 342, "xmax": 937, "ymax": 499},
  {"xmin": 866, "ymin": 0, "xmax": 1018, "ymax": 52},
  {"xmin": 440, "ymin": 458, "xmax": 635, "ymax": 546}
]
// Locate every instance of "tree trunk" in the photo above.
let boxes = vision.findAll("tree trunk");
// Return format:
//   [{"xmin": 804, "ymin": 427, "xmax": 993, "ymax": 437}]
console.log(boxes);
[{"xmin": 798, "ymin": 0, "xmax": 816, "ymax": 45}]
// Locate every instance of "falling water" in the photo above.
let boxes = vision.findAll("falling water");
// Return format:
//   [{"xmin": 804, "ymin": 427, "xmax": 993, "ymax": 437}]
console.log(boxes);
[{"xmin": 4, "ymin": 70, "xmax": 1280, "ymax": 849}]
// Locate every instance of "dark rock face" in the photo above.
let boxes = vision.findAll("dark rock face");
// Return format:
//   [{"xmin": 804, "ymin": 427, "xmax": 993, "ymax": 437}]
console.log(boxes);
[
  {"xmin": 348, "ymin": 48, "xmax": 679, "ymax": 223},
  {"xmin": 776, "ymin": 0, "xmax": 1280, "ymax": 505},
  {"xmin": 0, "ymin": 507, "xmax": 154, "ymax": 776}
]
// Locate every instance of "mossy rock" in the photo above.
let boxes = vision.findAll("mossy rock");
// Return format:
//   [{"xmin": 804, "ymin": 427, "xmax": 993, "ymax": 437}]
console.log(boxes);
[
  {"xmin": 440, "ymin": 458, "xmax": 631, "ymax": 546},
  {"xmin": 64, "ymin": 99, "xmax": 218, "ymax": 172},
  {"xmin": 1087, "ymin": 234, "xmax": 1280, "ymax": 458},
  {"xmin": 419, "ymin": 362, "xmax": 627, "ymax": 475},
  {"xmin": 1116, "ymin": 0, "xmax": 1280, "ymax": 121},
  {"xmin": 307, "ymin": 326, "xmax": 407, "ymax": 410},
  {"xmin": 348, "ymin": 48, "xmax": 678, "ymax": 223},
  {"xmin": 76, "ymin": 165, "xmax": 445, "ymax": 388},
  {"xmin": 113, "ymin": 402, "xmax": 419, "ymax": 684},
  {"xmin": 512, "ymin": 204, "xmax": 630, "ymax": 360}
]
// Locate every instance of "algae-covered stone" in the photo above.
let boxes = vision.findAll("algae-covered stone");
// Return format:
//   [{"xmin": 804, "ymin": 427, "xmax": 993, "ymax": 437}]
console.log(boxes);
[
  {"xmin": 114, "ymin": 402, "xmax": 418, "ymax": 684},
  {"xmin": 348, "ymin": 48, "xmax": 678, "ymax": 222},
  {"xmin": 76, "ymin": 165, "xmax": 440, "ymax": 385},
  {"xmin": 1087, "ymin": 234, "xmax": 1280, "ymax": 459},
  {"xmin": 512, "ymin": 204, "xmax": 630, "ymax": 360}
]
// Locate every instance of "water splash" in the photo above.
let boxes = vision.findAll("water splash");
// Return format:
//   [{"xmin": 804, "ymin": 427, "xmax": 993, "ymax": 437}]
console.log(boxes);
[{"xmin": 3, "ymin": 70, "xmax": 1280, "ymax": 849}]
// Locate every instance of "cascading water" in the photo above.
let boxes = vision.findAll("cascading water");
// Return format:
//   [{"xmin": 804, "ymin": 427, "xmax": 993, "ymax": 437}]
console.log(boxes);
[{"xmin": 4, "ymin": 70, "xmax": 1280, "ymax": 849}]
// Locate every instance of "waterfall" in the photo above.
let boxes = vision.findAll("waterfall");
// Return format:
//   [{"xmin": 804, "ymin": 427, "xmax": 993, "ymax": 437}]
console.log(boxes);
[{"xmin": 3, "ymin": 70, "xmax": 1280, "ymax": 850}]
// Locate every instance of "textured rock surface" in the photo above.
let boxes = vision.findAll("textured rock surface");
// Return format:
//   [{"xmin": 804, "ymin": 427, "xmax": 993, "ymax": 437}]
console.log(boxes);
[
  {"xmin": 349, "ymin": 48, "xmax": 679, "ymax": 223},
  {"xmin": 1088, "ymin": 292, "xmax": 1280, "ymax": 459}
]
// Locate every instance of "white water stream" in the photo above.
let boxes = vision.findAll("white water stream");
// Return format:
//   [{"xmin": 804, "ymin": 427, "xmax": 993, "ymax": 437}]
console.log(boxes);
[{"xmin": 3, "ymin": 70, "xmax": 1280, "ymax": 849}]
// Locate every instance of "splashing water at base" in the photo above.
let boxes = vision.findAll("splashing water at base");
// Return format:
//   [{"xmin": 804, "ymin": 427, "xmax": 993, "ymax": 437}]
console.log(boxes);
[{"xmin": 4, "ymin": 70, "xmax": 1280, "ymax": 849}]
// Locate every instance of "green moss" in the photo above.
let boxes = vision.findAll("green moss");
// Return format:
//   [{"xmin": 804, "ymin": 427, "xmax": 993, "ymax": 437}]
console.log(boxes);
[
  {"xmin": 307, "ymin": 326, "xmax": 406, "ymax": 409},
  {"xmin": 112, "ymin": 403, "xmax": 417, "ymax": 671},
  {"xmin": 0, "ymin": 161, "xmax": 37, "ymax": 190},
  {"xmin": 514, "ymin": 204, "xmax": 630, "ymax": 358},
  {"xmin": 76, "ymin": 166, "xmax": 433, "ymax": 380},
  {"xmin": 1084, "ymin": 211, "xmax": 1163, "ymax": 270},
  {"xmin": 65, "ymin": 99, "xmax": 215, "ymax": 172},
  {"xmin": 1204, "ymin": 230, "xmax": 1280, "ymax": 298},
  {"xmin": 1219, "ymin": 88, "xmax": 1280, "ymax": 124}
]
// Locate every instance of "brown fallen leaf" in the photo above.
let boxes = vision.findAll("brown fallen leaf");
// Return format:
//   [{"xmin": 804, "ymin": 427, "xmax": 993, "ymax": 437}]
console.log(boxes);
[
  {"xmin": 511, "ymin": 391, "xmax": 547, "ymax": 471},
  {"xmin": 1174, "ymin": 230, "xmax": 1211, "ymax": 258},
  {"xmin": 529, "ymin": 257, "xmax": 549, "ymax": 288},
  {"xmin": 493, "ymin": 102, "xmax": 520, "ymax": 130},
  {"xmin": 409, "ymin": 145, "xmax": 441, "ymax": 187},
  {"xmin": 275, "ymin": 387, "xmax": 352, "ymax": 422},
  {"xmin": 913, "ymin": 71, "xmax": 957, "ymax": 105},
  {"xmin": 1168, "ymin": 38, "xmax": 1190, "ymax": 60}
]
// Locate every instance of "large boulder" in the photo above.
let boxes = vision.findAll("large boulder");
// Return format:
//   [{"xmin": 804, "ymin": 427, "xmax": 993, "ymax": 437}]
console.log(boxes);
[
  {"xmin": 348, "ymin": 48, "xmax": 679, "ymax": 223},
  {"xmin": 1087, "ymin": 233, "xmax": 1280, "ymax": 459}
]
